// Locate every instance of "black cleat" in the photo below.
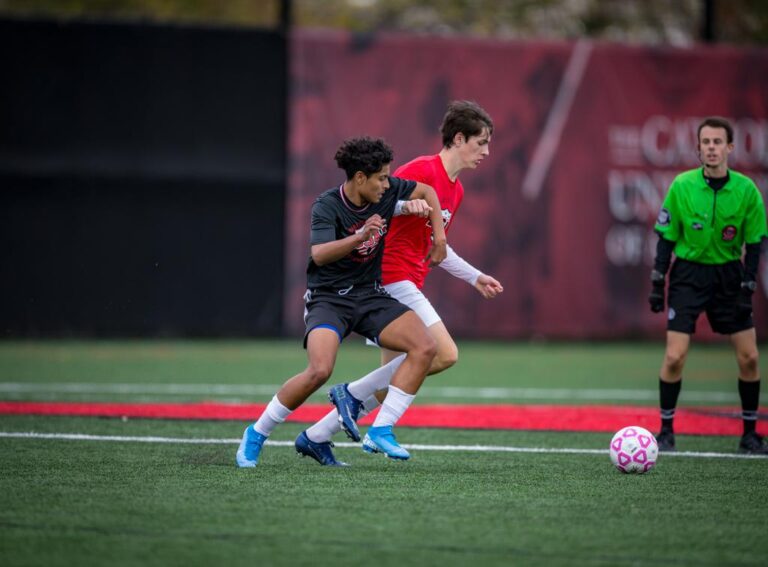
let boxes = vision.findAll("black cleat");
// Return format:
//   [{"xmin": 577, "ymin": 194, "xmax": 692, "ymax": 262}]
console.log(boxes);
[
  {"xmin": 738, "ymin": 431, "xmax": 768, "ymax": 455},
  {"xmin": 655, "ymin": 429, "xmax": 676, "ymax": 452}
]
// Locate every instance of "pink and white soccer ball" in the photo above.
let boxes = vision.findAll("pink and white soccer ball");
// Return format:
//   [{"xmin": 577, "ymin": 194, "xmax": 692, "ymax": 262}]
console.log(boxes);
[{"xmin": 609, "ymin": 426, "xmax": 659, "ymax": 474}]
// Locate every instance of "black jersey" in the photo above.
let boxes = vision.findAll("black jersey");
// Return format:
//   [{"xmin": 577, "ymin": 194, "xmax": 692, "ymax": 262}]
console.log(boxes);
[{"xmin": 306, "ymin": 176, "xmax": 417, "ymax": 289}]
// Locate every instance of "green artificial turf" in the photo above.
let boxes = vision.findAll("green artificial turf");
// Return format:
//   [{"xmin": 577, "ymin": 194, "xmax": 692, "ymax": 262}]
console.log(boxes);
[
  {"xmin": 1, "ymin": 340, "xmax": 766, "ymax": 566},
  {"xmin": 1, "ymin": 416, "xmax": 766, "ymax": 567}
]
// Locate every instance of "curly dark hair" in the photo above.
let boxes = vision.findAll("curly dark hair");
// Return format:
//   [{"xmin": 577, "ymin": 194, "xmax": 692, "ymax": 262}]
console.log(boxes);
[
  {"xmin": 697, "ymin": 116, "xmax": 733, "ymax": 144},
  {"xmin": 334, "ymin": 137, "xmax": 394, "ymax": 180},
  {"xmin": 440, "ymin": 100, "xmax": 494, "ymax": 148}
]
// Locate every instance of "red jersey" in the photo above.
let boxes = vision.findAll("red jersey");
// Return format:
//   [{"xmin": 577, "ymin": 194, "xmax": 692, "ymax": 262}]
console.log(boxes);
[{"xmin": 382, "ymin": 154, "xmax": 464, "ymax": 288}]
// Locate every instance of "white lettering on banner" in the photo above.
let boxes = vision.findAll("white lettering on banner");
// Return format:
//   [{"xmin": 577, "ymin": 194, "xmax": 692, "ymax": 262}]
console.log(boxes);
[
  {"xmin": 732, "ymin": 118, "xmax": 768, "ymax": 167},
  {"xmin": 604, "ymin": 225, "xmax": 657, "ymax": 267},
  {"xmin": 611, "ymin": 116, "xmax": 768, "ymax": 169},
  {"xmin": 640, "ymin": 116, "xmax": 700, "ymax": 168},
  {"xmin": 607, "ymin": 170, "xmax": 675, "ymax": 222}
]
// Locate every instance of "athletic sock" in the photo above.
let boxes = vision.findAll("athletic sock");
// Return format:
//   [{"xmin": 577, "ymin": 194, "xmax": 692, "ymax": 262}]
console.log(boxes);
[
  {"xmin": 372, "ymin": 385, "xmax": 415, "ymax": 428},
  {"xmin": 738, "ymin": 378, "xmax": 760, "ymax": 435},
  {"xmin": 305, "ymin": 410, "xmax": 341, "ymax": 443},
  {"xmin": 347, "ymin": 354, "xmax": 406, "ymax": 401},
  {"xmin": 306, "ymin": 395, "xmax": 381, "ymax": 443},
  {"xmin": 253, "ymin": 395, "xmax": 292, "ymax": 437},
  {"xmin": 659, "ymin": 378, "xmax": 682, "ymax": 432}
]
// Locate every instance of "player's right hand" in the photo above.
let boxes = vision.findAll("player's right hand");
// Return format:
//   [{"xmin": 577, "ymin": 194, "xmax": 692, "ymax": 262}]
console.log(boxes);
[
  {"xmin": 474, "ymin": 274, "xmax": 504, "ymax": 299},
  {"xmin": 359, "ymin": 214, "xmax": 386, "ymax": 241}
]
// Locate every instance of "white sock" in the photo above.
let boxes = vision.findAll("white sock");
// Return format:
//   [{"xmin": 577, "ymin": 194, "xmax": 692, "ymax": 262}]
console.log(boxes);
[
  {"xmin": 305, "ymin": 395, "xmax": 382, "ymax": 443},
  {"xmin": 305, "ymin": 410, "xmax": 342, "ymax": 443},
  {"xmin": 372, "ymin": 385, "xmax": 414, "ymax": 428},
  {"xmin": 253, "ymin": 395, "xmax": 292, "ymax": 437},
  {"xmin": 347, "ymin": 354, "xmax": 406, "ymax": 401}
]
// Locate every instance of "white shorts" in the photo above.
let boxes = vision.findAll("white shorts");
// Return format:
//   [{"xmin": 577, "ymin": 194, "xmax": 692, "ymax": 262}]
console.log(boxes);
[{"xmin": 366, "ymin": 280, "xmax": 441, "ymax": 345}]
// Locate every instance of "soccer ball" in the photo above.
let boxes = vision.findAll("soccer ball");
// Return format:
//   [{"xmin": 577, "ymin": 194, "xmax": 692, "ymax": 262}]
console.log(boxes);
[{"xmin": 609, "ymin": 426, "xmax": 658, "ymax": 474}]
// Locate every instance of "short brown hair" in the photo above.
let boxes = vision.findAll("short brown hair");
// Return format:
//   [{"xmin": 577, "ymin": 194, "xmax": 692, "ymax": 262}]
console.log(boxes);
[
  {"xmin": 697, "ymin": 116, "xmax": 733, "ymax": 144},
  {"xmin": 440, "ymin": 100, "xmax": 494, "ymax": 148}
]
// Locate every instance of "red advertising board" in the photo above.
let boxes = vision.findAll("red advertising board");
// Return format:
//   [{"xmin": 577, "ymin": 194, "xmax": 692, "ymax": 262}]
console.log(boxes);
[{"xmin": 286, "ymin": 30, "xmax": 768, "ymax": 340}]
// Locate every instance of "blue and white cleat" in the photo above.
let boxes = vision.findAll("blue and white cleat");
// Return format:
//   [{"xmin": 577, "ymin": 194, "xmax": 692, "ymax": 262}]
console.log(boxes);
[
  {"xmin": 328, "ymin": 383, "xmax": 363, "ymax": 442},
  {"xmin": 362, "ymin": 425, "xmax": 410, "ymax": 460},
  {"xmin": 295, "ymin": 431, "xmax": 349, "ymax": 467},
  {"xmin": 235, "ymin": 424, "xmax": 267, "ymax": 467}
]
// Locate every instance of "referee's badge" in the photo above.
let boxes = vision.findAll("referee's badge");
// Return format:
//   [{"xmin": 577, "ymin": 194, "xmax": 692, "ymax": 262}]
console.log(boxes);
[
  {"xmin": 657, "ymin": 208, "xmax": 671, "ymax": 226},
  {"xmin": 721, "ymin": 225, "xmax": 737, "ymax": 241}
]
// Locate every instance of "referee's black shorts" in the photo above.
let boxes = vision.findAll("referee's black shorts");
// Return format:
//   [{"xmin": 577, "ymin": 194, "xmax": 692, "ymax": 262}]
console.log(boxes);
[
  {"xmin": 302, "ymin": 284, "xmax": 411, "ymax": 348},
  {"xmin": 667, "ymin": 259, "xmax": 753, "ymax": 335}
]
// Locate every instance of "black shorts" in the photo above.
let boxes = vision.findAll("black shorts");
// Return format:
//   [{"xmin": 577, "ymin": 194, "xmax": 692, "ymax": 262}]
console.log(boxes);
[
  {"xmin": 302, "ymin": 284, "xmax": 411, "ymax": 348},
  {"xmin": 667, "ymin": 259, "xmax": 753, "ymax": 335}
]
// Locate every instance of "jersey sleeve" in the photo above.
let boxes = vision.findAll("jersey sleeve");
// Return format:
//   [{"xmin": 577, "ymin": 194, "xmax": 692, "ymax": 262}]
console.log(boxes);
[
  {"xmin": 309, "ymin": 198, "xmax": 337, "ymax": 245},
  {"xmin": 654, "ymin": 179, "xmax": 680, "ymax": 242},
  {"xmin": 390, "ymin": 176, "xmax": 417, "ymax": 201},
  {"xmin": 743, "ymin": 182, "xmax": 768, "ymax": 244}
]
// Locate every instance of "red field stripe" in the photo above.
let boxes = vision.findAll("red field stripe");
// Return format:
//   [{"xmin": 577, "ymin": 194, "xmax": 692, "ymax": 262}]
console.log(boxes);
[{"xmin": 1, "ymin": 401, "xmax": 762, "ymax": 436}]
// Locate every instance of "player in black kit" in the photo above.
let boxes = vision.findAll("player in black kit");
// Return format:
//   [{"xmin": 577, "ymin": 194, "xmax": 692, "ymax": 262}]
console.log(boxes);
[{"xmin": 236, "ymin": 137, "xmax": 447, "ymax": 467}]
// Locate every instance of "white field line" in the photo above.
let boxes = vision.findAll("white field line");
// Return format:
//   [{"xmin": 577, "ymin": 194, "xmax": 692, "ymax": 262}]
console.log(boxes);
[
  {"xmin": 0, "ymin": 431, "xmax": 763, "ymax": 460},
  {"xmin": 0, "ymin": 382, "xmax": 739, "ymax": 403}
]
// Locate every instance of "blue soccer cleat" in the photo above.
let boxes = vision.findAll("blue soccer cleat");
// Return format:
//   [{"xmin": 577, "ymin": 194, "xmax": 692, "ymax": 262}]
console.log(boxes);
[
  {"xmin": 235, "ymin": 424, "xmax": 267, "ymax": 467},
  {"xmin": 295, "ymin": 430, "xmax": 349, "ymax": 467},
  {"xmin": 328, "ymin": 383, "xmax": 363, "ymax": 442},
  {"xmin": 362, "ymin": 425, "xmax": 410, "ymax": 460}
]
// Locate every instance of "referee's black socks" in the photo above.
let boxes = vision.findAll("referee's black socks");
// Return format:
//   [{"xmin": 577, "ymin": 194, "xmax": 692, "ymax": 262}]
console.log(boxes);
[
  {"xmin": 659, "ymin": 378, "xmax": 682, "ymax": 432},
  {"xmin": 738, "ymin": 378, "xmax": 760, "ymax": 435}
]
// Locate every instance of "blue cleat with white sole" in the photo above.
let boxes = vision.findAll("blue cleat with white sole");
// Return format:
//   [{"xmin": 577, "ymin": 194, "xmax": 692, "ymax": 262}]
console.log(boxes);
[
  {"xmin": 295, "ymin": 431, "xmax": 349, "ymax": 467},
  {"xmin": 328, "ymin": 383, "xmax": 363, "ymax": 442},
  {"xmin": 236, "ymin": 424, "xmax": 267, "ymax": 467},
  {"xmin": 362, "ymin": 425, "xmax": 410, "ymax": 460}
]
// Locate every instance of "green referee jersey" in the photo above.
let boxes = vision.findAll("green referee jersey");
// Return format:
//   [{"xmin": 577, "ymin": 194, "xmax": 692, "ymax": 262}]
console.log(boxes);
[{"xmin": 655, "ymin": 168, "xmax": 767, "ymax": 264}]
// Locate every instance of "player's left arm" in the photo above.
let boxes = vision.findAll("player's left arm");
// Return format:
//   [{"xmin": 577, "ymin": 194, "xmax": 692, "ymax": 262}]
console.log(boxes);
[
  {"xmin": 440, "ymin": 245, "xmax": 504, "ymax": 299},
  {"xmin": 409, "ymin": 182, "xmax": 446, "ymax": 266}
]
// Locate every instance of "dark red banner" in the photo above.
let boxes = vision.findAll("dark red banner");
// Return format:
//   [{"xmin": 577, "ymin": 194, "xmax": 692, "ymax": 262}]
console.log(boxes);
[{"xmin": 286, "ymin": 30, "xmax": 768, "ymax": 340}]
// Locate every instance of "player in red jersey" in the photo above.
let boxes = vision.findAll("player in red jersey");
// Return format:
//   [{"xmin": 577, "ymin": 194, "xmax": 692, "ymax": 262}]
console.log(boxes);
[{"xmin": 296, "ymin": 101, "xmax": 504, "ymax": 464}]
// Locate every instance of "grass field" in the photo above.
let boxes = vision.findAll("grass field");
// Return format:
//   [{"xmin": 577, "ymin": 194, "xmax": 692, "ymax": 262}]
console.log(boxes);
[{"xmin": 1, "ymin": 340, "xmax": 767, "ymax": 566}]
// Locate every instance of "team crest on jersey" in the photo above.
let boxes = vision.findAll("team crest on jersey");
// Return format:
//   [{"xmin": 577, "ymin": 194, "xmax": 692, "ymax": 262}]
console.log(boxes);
[
  {"xmin": 426, "ymin": 208, "xmax": 453, "ymax": 229},
  {"xmin": 349, "ymin": 220, "xmax": 387, "ymax": 260},
  {"xmin": 721, "ymin": 225, "xmax": 737, "ymax": 241},
  {"xmin": 656, "ymin": 208, "xmax": 671, "ymax": 226}
]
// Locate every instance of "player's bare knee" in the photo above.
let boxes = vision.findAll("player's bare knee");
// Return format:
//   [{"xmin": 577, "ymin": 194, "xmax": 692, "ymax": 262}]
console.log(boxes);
[
  {"xmin": 663, "ymin": 349, "xmax": 687, "ymax": 375},
  {"xmin": 411, "ymin": 335, "xmax": 437, "ymax": 365},
  {"xmin": 737, "ymin": 348, "xmax": 759, "ymax": 374},
  {"xmin": 304, "ymin": 363, "xmax": 333, "ymax": 389},
  {"xmin": 433, "ymin": 346, "xmax": 458, "ymax": 372}
]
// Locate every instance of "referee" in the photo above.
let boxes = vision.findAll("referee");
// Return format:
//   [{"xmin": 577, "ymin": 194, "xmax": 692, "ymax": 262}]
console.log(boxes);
[{"xmin": 649, "ymin": 116, "xmax": 767, "ymax": 454}]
